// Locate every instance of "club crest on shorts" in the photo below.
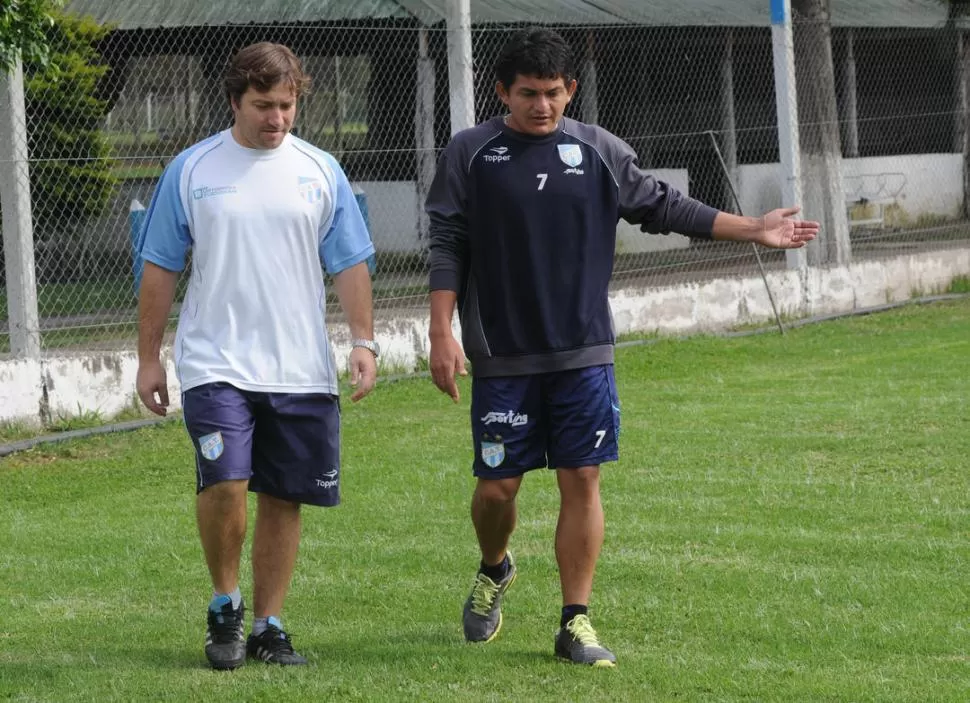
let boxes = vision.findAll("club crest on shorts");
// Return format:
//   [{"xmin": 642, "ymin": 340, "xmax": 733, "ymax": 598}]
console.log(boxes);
[
  {"xmin": 557, "ymin": 144, "xmax": 583, "ymax": 168},
  {"xmin": 199, "ymin": 431, "xmax": 224, "ymax": 461},
  {"xmin": 481, "ymin": 439, "xmax": 505, "ymax": 468}
]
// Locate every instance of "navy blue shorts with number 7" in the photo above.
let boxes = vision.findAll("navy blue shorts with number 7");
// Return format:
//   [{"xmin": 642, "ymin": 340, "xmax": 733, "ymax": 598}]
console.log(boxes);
[{"xmin": 470, "ymin": 364, "xmax": 620, "ymax": 479}]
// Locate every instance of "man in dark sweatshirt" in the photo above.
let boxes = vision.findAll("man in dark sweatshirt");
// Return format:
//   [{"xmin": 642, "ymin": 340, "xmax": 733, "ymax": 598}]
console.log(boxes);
[{"xmin": 426, "ymin": 27, "xmax": 818, "ymax": 667}]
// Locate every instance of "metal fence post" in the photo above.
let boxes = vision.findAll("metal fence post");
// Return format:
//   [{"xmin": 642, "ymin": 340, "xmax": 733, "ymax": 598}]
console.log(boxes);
[
  {"xmin": 446, "ymin": 0, "xmax": 475, "ymax": 135},
  {"xmin": 771, "ymin": 0, "xmax": 808, "ymax": 270},
  {"xmin": 0, "ymin": 58, "xmax": 41, "ymax": 358}
]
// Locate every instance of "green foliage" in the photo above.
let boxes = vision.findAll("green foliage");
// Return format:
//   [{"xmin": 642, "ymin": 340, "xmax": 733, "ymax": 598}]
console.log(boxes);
[
  {"xmin": 0, "ymin": 419, "xmax": 41, "ymax": 443},
  {"xmin": 45, "ymin": 408, "xmax": 104, "ymax": 433},
  {"xmin": 23, "ymin": 12, "xmax": 116, "ymax": 242},
  {"xmin": 947, "ymin": 275, "xmax": 970, "ymax": 293},
  {"xmin": 0, "ymin": 0, "xmax": 60, "ymax": 72}
]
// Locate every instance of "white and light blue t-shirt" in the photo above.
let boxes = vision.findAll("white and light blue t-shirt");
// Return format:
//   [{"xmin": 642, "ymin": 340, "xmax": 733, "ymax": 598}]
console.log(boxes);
[{"xmin": 136, "ymin": 130, "xmax": 374, "ymax": 395}]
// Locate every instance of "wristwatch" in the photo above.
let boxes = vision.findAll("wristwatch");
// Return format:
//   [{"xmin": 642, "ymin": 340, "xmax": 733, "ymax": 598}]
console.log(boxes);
[{"xmin": 352, "ymin": 338, "xmax": 380, "ymax": 358}]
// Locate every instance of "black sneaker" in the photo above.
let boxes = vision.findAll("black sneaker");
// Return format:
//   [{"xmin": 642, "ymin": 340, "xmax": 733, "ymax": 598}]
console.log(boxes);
[
  {"xmin": 205, "ymin": 599, "xmax": 246, "ymax": 670},
  {"xmin": 247, "ymin": 619, "xmax": 309, "ymax": 666},
  {"xmin": 462, "ymin": 552, "xmax": 517, "ymax": 643},
  {"xmin": 554, "ymin": 614, "xmax": 617, "ymax": 667}
]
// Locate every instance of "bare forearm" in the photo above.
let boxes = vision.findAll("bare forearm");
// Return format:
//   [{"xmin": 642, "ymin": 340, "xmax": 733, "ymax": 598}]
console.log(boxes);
[
  {"xmin": 429, "ymin": 289, "xmax": 457, "ymax": 340},
  {"xmin": 711, "ymin": 212, "xmax": 762, "ymax": 242},
  {"xmin": 138, "ymin": 262, "xmax": 179, "ymax": 363},
  {"xmin": 333, "ymin": 262, "xmax": 374, "ymax": 339}
]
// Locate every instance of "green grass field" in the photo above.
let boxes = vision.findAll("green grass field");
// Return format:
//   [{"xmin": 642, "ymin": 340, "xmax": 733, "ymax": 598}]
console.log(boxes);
[{"xmin": 1, "ymin": 299, "xmax": 968, "ymax": 701}]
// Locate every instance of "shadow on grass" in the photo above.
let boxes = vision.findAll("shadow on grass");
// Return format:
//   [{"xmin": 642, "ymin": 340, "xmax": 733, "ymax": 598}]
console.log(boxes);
[{"xmin": 298, "ymin": 625, "xmax": 556, "ymax": 670}]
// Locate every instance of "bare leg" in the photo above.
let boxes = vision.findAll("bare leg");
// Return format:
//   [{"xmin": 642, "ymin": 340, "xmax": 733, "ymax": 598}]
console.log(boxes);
[
  {"xmin": 197, "ymin": 479, "xmax": 248, "ymax": 594},
  {"xmin": 251, "ymin": 493, "xmax": 302, "ymax": 618},
  {"xmin": 472, "ymin": 476, "xmax": 522, "ymax": 564},
  {"xmin": 555, "ymin": 466, "xmax": 604, "ymax": 605}
]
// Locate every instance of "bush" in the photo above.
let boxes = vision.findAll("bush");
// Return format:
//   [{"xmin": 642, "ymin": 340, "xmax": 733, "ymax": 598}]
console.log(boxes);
[
  {"xmin": 0, "ymin": 12, "xmax": 119, "ymax": 285},
  {"xmin": 24, "ymin": 13, "xmax": 116, "ymax": 241}
]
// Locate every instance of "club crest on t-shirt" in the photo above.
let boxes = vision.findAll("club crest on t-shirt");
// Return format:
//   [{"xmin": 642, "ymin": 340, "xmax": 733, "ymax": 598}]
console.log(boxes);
[
  {"xmin": 557, "ymin": 144, "xmax": 583, "ymax": 168},
  {"xmin": 298, "ymin": 176, "xmax": 323, "ymax": 204}
]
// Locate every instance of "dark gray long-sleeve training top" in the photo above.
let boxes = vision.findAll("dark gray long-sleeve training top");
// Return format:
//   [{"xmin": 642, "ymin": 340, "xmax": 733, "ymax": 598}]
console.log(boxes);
[{"xmin": 426, "ymin": 115, "xmax": 719, "ymax": 377}]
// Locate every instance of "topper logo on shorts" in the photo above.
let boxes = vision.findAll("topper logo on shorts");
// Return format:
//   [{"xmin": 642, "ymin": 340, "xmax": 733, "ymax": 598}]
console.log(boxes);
[
  {"xmin": 198, "ymin": 431, "xmax": 224, "ymax": 461},
  {"xmin": 480, "ymin": 410, "xmax": 528, "ymax": 427},
  {"xmin": 315, "ymin": 468, "xmax": 339, "ymax": 489}
]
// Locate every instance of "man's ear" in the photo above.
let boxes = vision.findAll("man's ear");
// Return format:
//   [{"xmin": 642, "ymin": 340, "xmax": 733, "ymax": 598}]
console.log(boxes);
[
  {"xmin": 495, "ymin": 80, "xmax": 511, "ymax": 106},
  {"xmin": 565, "ymin": 79, "xmax": 578, "ymax": 102}
]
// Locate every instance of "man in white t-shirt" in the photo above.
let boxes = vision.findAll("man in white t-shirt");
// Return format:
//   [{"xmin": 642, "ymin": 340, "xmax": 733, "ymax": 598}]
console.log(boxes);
[{"xmin": 135, "ymin": 42, "xmax": 378, "ymax": 670}]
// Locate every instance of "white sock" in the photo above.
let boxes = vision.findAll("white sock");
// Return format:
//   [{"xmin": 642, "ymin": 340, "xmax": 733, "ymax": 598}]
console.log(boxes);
[{"xmin": 252, "ymin": 615, "xmax": 281, "ymax": 636}]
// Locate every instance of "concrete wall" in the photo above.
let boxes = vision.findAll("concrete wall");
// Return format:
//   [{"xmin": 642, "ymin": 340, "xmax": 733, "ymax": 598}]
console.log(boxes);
[
  {"xmin": 88, "ymin": 155, "xmax": 961, "ymax": 261},
  {"xmin": 357, "ymin": 180, "xmax": 422, "ymax": 254},
  {"xmin": 737, "ymin": 154, "xmax": 964, "ymax": 225},
  {"xmin": 2, "ymin": 246, "xmax": 968, "ymax": 426},
  {"xmin": 616, "ymin": 169, "xmax": 692, "ymax": 253}
]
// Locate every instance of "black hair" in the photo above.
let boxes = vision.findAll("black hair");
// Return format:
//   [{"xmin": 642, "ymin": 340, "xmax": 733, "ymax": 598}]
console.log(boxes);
[{"xmin": 494, "ymin": 27, "xmax": 575, "ymax": 89}]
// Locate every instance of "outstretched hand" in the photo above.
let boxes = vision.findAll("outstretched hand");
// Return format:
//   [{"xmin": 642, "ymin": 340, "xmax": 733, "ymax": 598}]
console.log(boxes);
[{"xmin": 757, "ymin": 206, "xmax": 820, "ymax": 249}]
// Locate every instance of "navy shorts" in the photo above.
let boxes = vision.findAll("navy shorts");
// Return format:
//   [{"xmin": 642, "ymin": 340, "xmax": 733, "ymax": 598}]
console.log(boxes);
[
  {"xmin": 182, "ymin": 382, "xmax": 342, "ymax": 507},
  {"xmin": 470, "ymin": 364, "xmax": 621, "ymax": 478}
]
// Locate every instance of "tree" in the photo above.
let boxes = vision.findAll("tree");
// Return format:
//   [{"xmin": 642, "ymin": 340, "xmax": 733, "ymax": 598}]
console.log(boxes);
[
  {"xmin": 792, "ymin": 0, "xmax": 851, "ymax": 266},
  {"xmin": 0, "ymin": 0, "xmax": 60, "ymax": 72},
  {"xmin": 23, "ymin": 12, "xmax": 116, "ymax": 280}
]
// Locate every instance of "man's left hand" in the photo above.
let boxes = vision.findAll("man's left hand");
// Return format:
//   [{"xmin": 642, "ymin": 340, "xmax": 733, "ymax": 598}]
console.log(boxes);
[
  {"xmin": 348, "ymin": 346, "xmax": 377, "ymax": 402},
  {"xmin": 758, "ymin": 206, "xmax": 820, "ymax": 249}
]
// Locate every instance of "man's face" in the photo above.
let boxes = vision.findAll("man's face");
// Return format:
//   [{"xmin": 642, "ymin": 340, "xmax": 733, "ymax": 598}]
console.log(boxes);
[
  {"xmin": 496, "ymin": 73, "xmax": 576, "ymax": 136},
  {"xmin": 230, "ymin": 83, "xmax": 297, "ymax": 149}
]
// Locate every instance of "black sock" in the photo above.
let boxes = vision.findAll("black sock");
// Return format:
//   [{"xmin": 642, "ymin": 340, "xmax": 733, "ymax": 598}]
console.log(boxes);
[
  {"xmin": 479, "ymin": 555, "xmax": 509, "ymax": 582},
  {"xmin": 561, "ymin": 604, "xmax": 588, "ymax": 628}
]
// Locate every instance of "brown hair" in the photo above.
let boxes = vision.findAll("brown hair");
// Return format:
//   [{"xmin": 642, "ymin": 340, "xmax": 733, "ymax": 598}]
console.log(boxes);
[{"xmin": 224, "ymin": 42, "xmax": 311, "ymax": 105}]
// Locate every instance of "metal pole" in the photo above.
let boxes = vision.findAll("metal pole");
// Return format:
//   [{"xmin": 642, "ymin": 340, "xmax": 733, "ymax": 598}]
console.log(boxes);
[
  {"xmin": 770, "ymin": 0, "xmax": 807, "ymax": 269},
  {"xmin": 445, "ymin": 0, "xmax": 475, "ymax": 135},
  {"xmin": 0, "ymin": 59, "xmax": 41, "ymax": 358},
  {"xmin": 333, "ymin": 55, "xmax": 345, "ymax": 156},
  {"xmin": 720, "ymin": 28, "xmax": 739, "ymax": 211},
  {"xmin": 415, "ymin": 28, "xmax": 436, "ymax": 242},
  {"xmin": 708, "ymin": 131, "xmax": 786, "ymax": 335},
  {"xmin": 580, "ymin": 30, "xmax": 599, "ymax": 124},
  {"xmin": 841, "ymin": 28, "xmax": 859, "ymax": 158}
]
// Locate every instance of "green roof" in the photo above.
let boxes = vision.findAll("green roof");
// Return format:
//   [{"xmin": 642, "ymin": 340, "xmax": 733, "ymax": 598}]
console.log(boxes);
[
  {"xmin": 395, "ymin": 0, "xmax": 950, "ymax": 27},
  {"xmin": 66, "ymin": 0, "xmax": 950, "ymax": 29},
  {"xmin": 65, "ymin": 0, "xmax": 413, "ymax": 29}
]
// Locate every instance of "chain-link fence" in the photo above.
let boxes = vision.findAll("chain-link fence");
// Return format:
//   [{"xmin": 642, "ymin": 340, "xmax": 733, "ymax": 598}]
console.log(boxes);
[{"xmin": 1, "ymin": 12, "xmax": 968, "ymax": 356}]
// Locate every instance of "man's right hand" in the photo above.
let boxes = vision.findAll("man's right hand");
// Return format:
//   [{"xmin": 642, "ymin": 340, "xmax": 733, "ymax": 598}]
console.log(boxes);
[
  {"xmin": 429, "ymin": 335, "xmax": 468, "ymax": 403},
  {"xmin": 136, "ymin": 360, "xmax": 170, "ymax": 416}
]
